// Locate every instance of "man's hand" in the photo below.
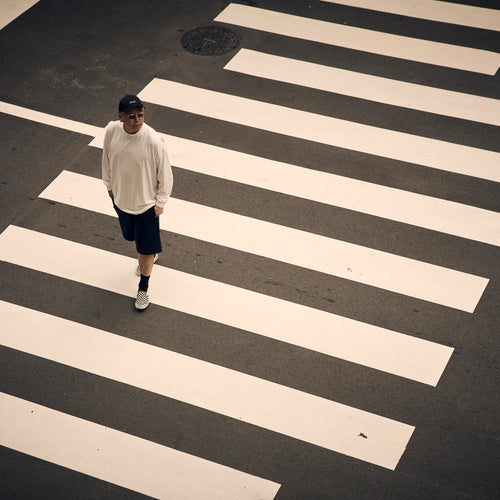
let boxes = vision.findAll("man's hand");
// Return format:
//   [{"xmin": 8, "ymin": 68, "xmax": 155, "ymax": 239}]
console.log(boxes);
[{"xmin": 154, "ymin": 205, "xmax": 164, "ymax": 217}]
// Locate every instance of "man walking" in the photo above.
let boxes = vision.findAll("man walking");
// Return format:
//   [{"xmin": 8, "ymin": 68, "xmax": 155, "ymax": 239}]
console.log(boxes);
[{"xmin": 102, "ymin": 95, "xmax": 173, "ymax": 310}]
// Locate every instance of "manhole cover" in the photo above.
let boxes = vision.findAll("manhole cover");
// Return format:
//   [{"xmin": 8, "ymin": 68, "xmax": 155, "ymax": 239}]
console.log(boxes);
[{"xmin": 181, "ymin": 26, "xmax": 239, "ymax": 56}]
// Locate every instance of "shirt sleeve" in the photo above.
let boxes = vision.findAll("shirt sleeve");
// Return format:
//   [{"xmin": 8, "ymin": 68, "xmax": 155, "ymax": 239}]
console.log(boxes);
[
  {"xmin": 155, "ymin": 137, "xmax": 174, "ymax": 208},
  {"xmin": 102, "ymin": 124, "xmax": 112, "ymax": 190}
]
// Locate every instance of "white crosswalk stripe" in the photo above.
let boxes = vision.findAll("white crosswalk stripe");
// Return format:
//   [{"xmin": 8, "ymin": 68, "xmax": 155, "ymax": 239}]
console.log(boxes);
[
  {"xmin": 0, "ymin": 103, "xmax": 496, "ymax": 246},
  {"xmin": 225, "ymin": 49, "xmax": 500, "ymax": 126},
  {"xmin": 319, "ymin": 0, "xmax": 500, "ymax": 31},
  {"xmin": 0, "ymin": 225, "xmax": 453, "ymax": 385},
  {"xmin": 0, "ymin": 101, "xmax": 101, "ymax": 137},
  {"xmin": 147, "ymin": 135, "xmax": 500, "ymax": 247},
  {"xmin": 214, "ymin": 3, "xmax": 500, "ymax": 74},
  {"xmin": 0, "ymin": 0, "xmax": 39, "ymax": 30},
  {"xmin": 0, "ymin": 391, "xmax": 280, "ymax": 499},
  {"xmin": 1, "ymin": 0, "xmax": 499, "ymax": 494},
  {"xmin": 138, "ymin": 78, "xmax": 500, "ymax": 182},
  {"xmin": 0, "ymin": 300, "xmax": 414, "ymax": 470},
  {"xmin": 39, "ymin": 171, "xmax": 489, "ymax": 312}
]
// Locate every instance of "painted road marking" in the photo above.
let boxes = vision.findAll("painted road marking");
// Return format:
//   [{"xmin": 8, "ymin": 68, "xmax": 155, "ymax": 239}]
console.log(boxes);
[
  {"xmin": 144, "ymin": 135, "xmax": 500, "ymax": 248},
  {"xmin": 2, "ymin": 102, "xmax": 499, "ymax": 246},
  {"xmin": 40, "ymin": 170, "xmax": 489, "ymax": 313},
  {"xmin": 0, "ymin": 101, "xmax": 101, "ymax": 137},
  {"xmin": 138, "ymin": 79, "xmax": 500, "ymax": 183},
  {"xmin": 0, "ymin": 226, "xmax": 453, "ymax": 385},
  {"xmin": 0, "ymin": 391, "xmax": 280, "ymax": 499},
  {"xmin": 225, "ymin": 49, "xmax": 500, "ymax": 126},
  {"xmin": 214, "ymin": 3, "xmax": 500, "ymax": 75},
  {"xmin": 0, "ymin": 301, "xmax": 414, "ymax": 470},
  {"xmin": 0, "ymin": 1, "xmax": 39, "ymax": 30},
  {"xmin": 320, "ymin": 0, "xmax": 500, "ymax": 32}
]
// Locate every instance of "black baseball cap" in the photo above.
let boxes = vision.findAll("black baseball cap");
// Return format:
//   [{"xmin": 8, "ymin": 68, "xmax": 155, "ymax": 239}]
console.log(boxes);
[{"xmin": 118, "ymin": 95, "xmax": 145, "ymax": 113}]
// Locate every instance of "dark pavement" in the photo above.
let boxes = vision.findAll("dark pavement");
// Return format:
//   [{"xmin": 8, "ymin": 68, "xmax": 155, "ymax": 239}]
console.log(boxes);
[{"xmin": 0, "ymin": 1, "xmax": 499, "ymax": 498}]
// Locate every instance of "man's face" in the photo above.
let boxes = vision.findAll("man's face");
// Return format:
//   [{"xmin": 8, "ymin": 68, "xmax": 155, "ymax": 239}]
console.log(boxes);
[{"xmin": 119, "ymin": 107, "xmax": 145, "ymax": 134}]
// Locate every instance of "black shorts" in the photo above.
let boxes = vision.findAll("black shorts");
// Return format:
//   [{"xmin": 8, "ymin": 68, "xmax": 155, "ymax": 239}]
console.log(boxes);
[{"xmin": 113, "ymin": 203, "xmax": 162, "ymax": 255}]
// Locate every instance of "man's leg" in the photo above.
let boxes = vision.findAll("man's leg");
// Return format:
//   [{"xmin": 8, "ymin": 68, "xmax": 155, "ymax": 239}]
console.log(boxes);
[
  {"xmin": 135, "ymin": 207, "xmax": 162, "ymax": 310},
  {"xmin": 136, "ymin": 253, "xmax": 154, "ymax": 310},
  {"xmin": 138, "ymin": 253, "xmax": 155, "ymax": 277},
  {"xmin": 138, "ymin": 253, "xmax": 155, "ymax": 295}
]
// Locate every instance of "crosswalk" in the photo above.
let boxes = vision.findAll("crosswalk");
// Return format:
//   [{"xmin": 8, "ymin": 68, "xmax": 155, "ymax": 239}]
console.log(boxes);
[
  {"xmin": 0, "ymin": 0, "xmax": 39, "ymax": 30},
  {"xmin": 38, "ymin": 171, "xmax": 489, "ymax": 312},
  {"xmin": 137, "ymin": 78, "xmax": 500, "ymax": 182},
  {"xmin": 0, "ymin": 225, "xmax": 454, "ymax": 386},
  {"xmin": 319, "ymin": 0, "xmax": 500, "ymax": 31},
  {"xmin": 3, "ymin": 101, "xmax": 498, "ymax": 245},
  {"xmin": 0, "ymin": 300, "xmax": 414, "ymax": 470},
  {"xmin": 225, "ymin": 48, "xmax": 500, "ymax": 125},
  {"xmin": 1, "ymin": 1, "xmax": 499, "ymax": 497},
  {"xmin": 0, "ymin": 391, "xmax": 280, "ymax": 500},
  {"xmin": 214, "ymin": 3, "xmax": 500, "ymax": 74}
]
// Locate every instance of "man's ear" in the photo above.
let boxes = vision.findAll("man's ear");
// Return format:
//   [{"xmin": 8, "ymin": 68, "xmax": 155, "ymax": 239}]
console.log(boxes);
[{"xmin": 118, "ymin": 112, "xmax": 124, "ymax": 122}]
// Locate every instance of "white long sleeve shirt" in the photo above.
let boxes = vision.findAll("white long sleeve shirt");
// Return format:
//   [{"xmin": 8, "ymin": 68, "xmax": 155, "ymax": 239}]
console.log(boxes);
[{"xmin": 102, "ymin": 121, "xmax": 173, "ymax": 214}]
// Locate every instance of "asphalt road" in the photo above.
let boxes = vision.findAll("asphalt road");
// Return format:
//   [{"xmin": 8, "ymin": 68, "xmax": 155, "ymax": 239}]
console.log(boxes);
[{"xmin": 0, "ymin": 1, "xmax": 499, "ymax": 499}]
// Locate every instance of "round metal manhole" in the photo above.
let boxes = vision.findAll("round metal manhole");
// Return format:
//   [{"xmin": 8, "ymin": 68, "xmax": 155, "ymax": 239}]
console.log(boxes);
[{"xmin": 181, "ymin": 26, "xmax": 239, "ymax": 56}]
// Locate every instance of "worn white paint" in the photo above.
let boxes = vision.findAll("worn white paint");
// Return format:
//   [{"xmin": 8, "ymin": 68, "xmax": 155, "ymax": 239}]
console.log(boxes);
[
  {"xmin": 0, "ymin": 0, "xmax": 39, "ymax": 30},
  {"xmin": 215, "ymin": 3, "xmax": 500, "ymax": 74},
  {"xmin": 320, "ymin": 0, "xmax": 500, "ymax": 31},
  {"xmin": 40, "ymin": 170, "xmax": 489, "ymax": 313},
  {"xmin": 0, "ymin": 226, "xmax": 454, "ymax": 385},
  {"xmin": 225, "ymin": 49, "xmax": 500, "ymax": 126},
  {"xmin": 0, "ymin": 390, "xmax": 280, "ymax": 499},
  {"xmin": 138, "ymin": 79, "xmax": 500, "ymax": 183}
]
